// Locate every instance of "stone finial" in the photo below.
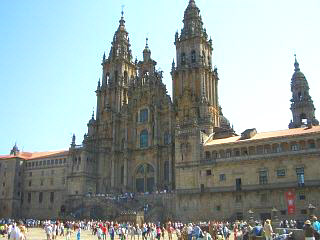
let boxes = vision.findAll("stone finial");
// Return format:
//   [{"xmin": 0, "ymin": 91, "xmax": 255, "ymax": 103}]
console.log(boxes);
[
  {"xmin": 71, "ymin": 134, "xmax": 76, "ymax": 146},
  {"xmin": 294, "ymin": 54, "xmax": 300, "ymax": 72}
]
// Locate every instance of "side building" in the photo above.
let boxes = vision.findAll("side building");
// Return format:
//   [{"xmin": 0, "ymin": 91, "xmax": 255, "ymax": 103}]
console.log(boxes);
[{"xmin": 0, "ymin": 146, "xmax": 69, "ymax": 219}]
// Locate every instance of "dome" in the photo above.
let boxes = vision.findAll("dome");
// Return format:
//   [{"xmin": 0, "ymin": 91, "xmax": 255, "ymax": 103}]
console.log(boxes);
[
  {"xmin": 220, "ymin": 114, "xmax": 231, "ymax": 130},
  {"xmin": 88, "ymin": 112, "xmax": 96, "ymax": 125}
]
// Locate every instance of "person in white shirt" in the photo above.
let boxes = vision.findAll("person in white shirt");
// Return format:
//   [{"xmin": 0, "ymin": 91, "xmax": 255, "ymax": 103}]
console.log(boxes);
[
  {"xmin": 9, "ymin": 222, "xmax": 22, "ymax": 240},
  {"xmin": 45, "ymin": 224, "xmax": 53, "ymax": 240},
  {"xmin": 7, "ymin": 224, "xmax": 13, "ymax": 239}
]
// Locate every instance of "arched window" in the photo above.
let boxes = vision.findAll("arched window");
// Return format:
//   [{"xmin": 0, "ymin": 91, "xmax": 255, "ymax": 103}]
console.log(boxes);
[
  {"xmin": 202, "ymin": 51, "xmax": 206, "ymax": 64},
  {"xmin": 140, "ymin": 109, "xmax": 148, "ymax": 123},
  {"xmin": 124, "ymin": 71, "xmax": 128, "ymax": 85},
  {"xmin": 135, "ymin": 163, "xmax": 155, "ymax": 193},
  {"xmin": 191, "ymin": 50, "xmax": 196, "ymax": 63},
  {"xmin": 140, "ymin": 129, "xmax": 148, "ymax": 148},
  {"xmin": 181, "ymin": 53, "xmax": 186, "ymax": 65},
  {"xmin": 106, "ymin": 72, "xmax": 110, "ymax": 84}
]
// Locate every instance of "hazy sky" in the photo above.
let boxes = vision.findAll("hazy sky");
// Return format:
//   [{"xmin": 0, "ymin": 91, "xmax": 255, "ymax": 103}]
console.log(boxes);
[{"xmin": 0, "ymin": 0, "xmax": 319, "ymax": 153}]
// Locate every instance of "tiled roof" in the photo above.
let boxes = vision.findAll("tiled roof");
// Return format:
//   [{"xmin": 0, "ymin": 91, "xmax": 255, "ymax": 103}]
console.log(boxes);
[
  {"xmin": 0, "ymin": 150, "xmax": 68, "ymax": 161},
  {"xmin": 205, "ymin": 126, "xmax": 320, "ymax": 146}
]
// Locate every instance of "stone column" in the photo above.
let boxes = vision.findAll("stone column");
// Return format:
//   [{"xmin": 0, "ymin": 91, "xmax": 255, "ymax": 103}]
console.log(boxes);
[
  {"xmin": 124, "ymin": 157, "xmax": 128, "ymax": 187},
  {"xmin": 111, "ymin": 158, "xmax": 115, "ymax": 188},
  {"xmin": 154, "ymin": 106, "xmax": 158, "ymax": 145},
  {"xmin": 168, "ymin": 154, "xmax": 173, "ymax": 190}
]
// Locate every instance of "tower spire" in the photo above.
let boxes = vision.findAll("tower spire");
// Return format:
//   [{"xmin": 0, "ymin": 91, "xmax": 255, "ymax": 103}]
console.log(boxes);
[
  {"xmin": 289, "ymin": 56, "xmax": 319, "ymax": 128},
  {"xmin": 294, "ymin": 54, "xmax": 300, "ymax": 71}
]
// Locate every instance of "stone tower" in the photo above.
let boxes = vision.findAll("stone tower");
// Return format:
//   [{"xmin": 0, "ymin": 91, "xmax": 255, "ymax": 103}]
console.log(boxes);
[
  {"xmin": 98, "ymin": 11, "xmax": 137, "ymax": 116},
  {"xmin": 172, "ymin": 0, "xmax": 220, "ymax": 166},
  {"xmin": 289, "ymin": 56, "xmax": 319, "ymax": 128},
  {"xmin": 172, "ymin": 0, "xmax": 220, "ymax": 136}
]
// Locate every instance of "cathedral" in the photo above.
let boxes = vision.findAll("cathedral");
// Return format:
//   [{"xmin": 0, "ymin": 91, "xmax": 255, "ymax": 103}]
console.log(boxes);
[
  {"xmin": 67, "ymin": 0, "xmax": 235, "ymax": 196},
  {"xmin": 1, "ymin": 0, "xmax": 320, "ymax": 221}
]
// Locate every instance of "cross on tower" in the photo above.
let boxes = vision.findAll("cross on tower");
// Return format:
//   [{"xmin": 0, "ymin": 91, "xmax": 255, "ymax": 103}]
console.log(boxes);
[{"xmin": 121, "ymin": 5, "xmax": 125, "ymax": 17}]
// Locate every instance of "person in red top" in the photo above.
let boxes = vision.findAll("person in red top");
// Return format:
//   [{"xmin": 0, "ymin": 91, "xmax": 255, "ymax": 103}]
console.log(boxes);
[
  {"xmin": 102, "ymin": 225, "xmax": 107, "ymax": 240},
  {"xmin": 167, "ymin": 223, "xmax": 174, "ymax": 240}
]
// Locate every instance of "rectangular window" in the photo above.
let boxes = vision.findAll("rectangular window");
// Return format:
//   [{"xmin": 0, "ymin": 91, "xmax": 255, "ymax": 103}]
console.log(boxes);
[
  {"xmin": 43, "ymin": 160, "xmax": 46, "ymax": 166},
  {"xmin": 39, "ymin": 161, "xmax": 42, "ymax": 166},
  {"xmin": 39, "ymin": 192, "xmax": 43, "ymax": 203},
  {"xmin": 35, "ymin": 161, "xmax": 38, "ymax": 166},
  {"xmin": 50, "ymin": 159, "xmax": 54, "ymax": 165},
  {"xmin": 50, "ymin": 192, "xmax": 54, "ymax": 203},
  {"xmin": 299, "ymin": 194, "xmax": 306, "ymax": 200},
  {"xmin": 219, "ymin": 174, "xmax": 226, "ymax": 181},
  {"xmin": 59, "ymin": 159, "xmax": 62, "ymax": 164},
  {"xmin": 50, "ymin": 179, "xmax": 54, "ymax": 185},
  {"xmin": 236, "ymin": 178, "xmax": 242, "ymax": 191},
  {"xmin": 276, "ymin": 169, "xmax": 286, "ymax": 177},
  {"xmin": 63, "ymin": 158, "xmax": 66, "ymax": 163},
  {"xmin": 55, "ymin": 159, "xmax": 58, "ymax": 164},
  {"xmin": 291, "ymin": 144, "xmax": 299, "ymax": 151},
  {"xmin": 206, "ymin": 169, "xmax": 212, "ymax": 176},
  {"xmin": 28, "ymin": 180, "xmax": 32, "ymax": 187},
  {"xmin": 32, "ymin": 162, "xmax": 35, "ymax": 167},
  {"xmin": 259, "ymin": 170, "xmax": 268, "ymax": 185},
  {"xmin": 280, "ymin": 210, "xmax": 286, "ymax": 215},
  {"xmin": 226, "ymin": 152, "xmax": 231, "ymax": 158},
  {"xmin": 309, "ymin": 142, "xmax": 316, "ymax": 149},
  {"xmin": 235, "ymin": 194, "xmax": 242, "ymax": 202},
  {"xmin": 40, "ymin": 179, "xmax": 44, "ymax": 186},
  {"xmin": 2, "ymin": 182, "xmax": 5, "ymax": 187},
  {"xmin": 216, "ymin": 205, "xmax": 221, "ymax": 211},
  {"xmin": 47, "ymin": 160, "xmax": 50, "ymax": 165},
  {"xmin": 296, "ymin": 167, "xmax": 305, "ymax": 187}
]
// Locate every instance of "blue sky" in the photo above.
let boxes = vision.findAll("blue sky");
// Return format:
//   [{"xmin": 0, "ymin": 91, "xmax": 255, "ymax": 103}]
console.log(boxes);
[{"xmin": 0, "ymin": 0, "xmax": 319, "ymax": 153}]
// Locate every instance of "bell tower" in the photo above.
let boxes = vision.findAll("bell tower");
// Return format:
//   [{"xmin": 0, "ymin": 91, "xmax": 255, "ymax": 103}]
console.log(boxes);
[
  {"xmin": 289, "ymin": 56, "xmax": 319, "ymax": 128},
  {"xmin": 97, "ymin": 11, "xmax": 137, "ymax": 118},
  {"xmin": 172, "ymin": 0, "xmax": 220, "ymax": 135}
]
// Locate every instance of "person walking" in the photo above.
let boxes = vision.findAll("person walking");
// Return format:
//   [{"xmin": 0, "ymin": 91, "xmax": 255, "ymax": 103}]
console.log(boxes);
[
  {"xmin": 45, "ymin": 224, "xmax": 53, "ymax": 240},
  {"xmin": 76, "ymin": 226, "xmax": 81, "ymax": 240},
  {"xmin": 305, "ymin": 220, "xmax": 316, "ymax": 240},
  {"xmin": 263, "ymin": 219, "xmax": 273, "ymax": 240}
]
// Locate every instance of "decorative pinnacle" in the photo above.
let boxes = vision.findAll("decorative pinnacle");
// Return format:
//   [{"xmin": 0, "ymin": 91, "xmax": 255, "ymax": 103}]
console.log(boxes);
[
  {"xmin": 121, "ymin": 5, "xmax": 124, "ymax": 18},
  {"xmin": 146, "ymin": 37, "xmax": 149, "ymax": 47},
  {"xmin": 189, "ymin": 0, "xmax": 196, "ymax": 6},
  {"xmin": 294, "ymin": 54, "xmax": 300, "ymax": 71}
]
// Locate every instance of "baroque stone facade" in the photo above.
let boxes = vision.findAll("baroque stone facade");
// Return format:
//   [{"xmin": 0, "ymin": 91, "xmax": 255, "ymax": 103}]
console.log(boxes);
[{"xmin": 1, "ymin": 0, "xmax": 320, "ymax": 221}]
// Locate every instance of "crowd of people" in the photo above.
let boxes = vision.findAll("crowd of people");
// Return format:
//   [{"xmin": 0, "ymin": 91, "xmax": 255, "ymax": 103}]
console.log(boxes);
[{"xmin": 0, "ymin": 216, "xmax": 320, "ymax": 240}]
